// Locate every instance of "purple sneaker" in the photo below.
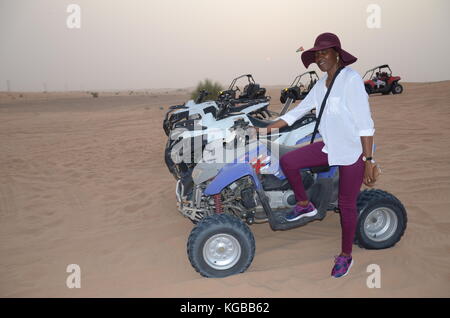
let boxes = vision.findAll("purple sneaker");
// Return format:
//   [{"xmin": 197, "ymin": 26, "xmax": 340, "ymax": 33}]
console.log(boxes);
[
  {"xmin": 285, "ymin": 202, "xmax": 317, "ymax": 222},
  {"xmin": 331, "ymin": 255, "xmax": 354, "ymax": 278}
]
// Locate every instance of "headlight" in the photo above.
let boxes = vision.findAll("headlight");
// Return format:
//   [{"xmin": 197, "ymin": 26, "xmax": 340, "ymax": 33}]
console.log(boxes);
[
  {"xmin": 171, "ymin": 111, "xmax": 189, "ymax": 122},
  {"xmin": 188, "ymin": 114, "xmax": 202, "ymax": 120}
]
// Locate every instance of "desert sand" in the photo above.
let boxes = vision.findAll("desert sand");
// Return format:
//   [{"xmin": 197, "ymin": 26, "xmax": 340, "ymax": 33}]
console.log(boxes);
[{"xmin": 0, "ymin": 82, "xmax": 449, "ymax": 297}]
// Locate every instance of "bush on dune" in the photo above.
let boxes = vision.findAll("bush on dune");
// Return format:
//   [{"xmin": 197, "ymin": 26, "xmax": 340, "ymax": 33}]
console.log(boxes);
[{"xmin": 190, "ymin": 79, "xmax": 224, "ymax": 102}]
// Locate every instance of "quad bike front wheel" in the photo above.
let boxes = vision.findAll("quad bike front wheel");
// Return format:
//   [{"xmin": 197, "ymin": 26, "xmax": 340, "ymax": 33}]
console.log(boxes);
[
  {"xmin": 355, "ymin": 189, "xmax": 407, "ymax": 249},
  {"xmin": 392, "ymin": 83, "xmax": 403, "ymax": 94},
  {"xmin": 187, "ymin": 214, "xmax": 255, "ymax": 278}
]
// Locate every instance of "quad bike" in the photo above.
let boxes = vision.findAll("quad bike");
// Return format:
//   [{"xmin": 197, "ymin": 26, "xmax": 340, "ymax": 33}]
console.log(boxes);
[
  {"xmin": 165, "ymin": 110, "xmax": 316, "ymax": 180},
  {"xmin": 363, "ymin": 65, "xmax": 403, "ymax": 95},
  {"xmin": 163, "ymin": 74, "xmax": 271, "ymax": 136},
  {"xmin": 280, "ymin": 71, "xmax": 319, "ymax": 104},
  {"xmin": 179, "ymin": 119, "xmax": 407, "ymax": 278}
]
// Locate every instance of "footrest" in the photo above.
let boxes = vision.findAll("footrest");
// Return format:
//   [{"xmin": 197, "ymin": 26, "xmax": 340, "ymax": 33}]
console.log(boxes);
[{"xmin": 268, "ymin": 208, "xmax": 325, "ymax": 231}]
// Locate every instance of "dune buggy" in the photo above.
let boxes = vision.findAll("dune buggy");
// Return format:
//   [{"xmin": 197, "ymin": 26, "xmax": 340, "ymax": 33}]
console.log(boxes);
[
  {"xmin": 363, "ymin": 65, "xmax": 403, "ymax": 95},
  {"xmin": 218, "ymin": 74, "xmax": 268, "ymax": 102},
  {"xmin": 280, "ymin": 71, "xmax": 319, "ymax": 104}
]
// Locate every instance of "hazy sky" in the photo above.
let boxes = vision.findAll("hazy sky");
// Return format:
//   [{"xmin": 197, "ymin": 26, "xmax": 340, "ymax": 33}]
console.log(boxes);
[{"xmin": 1, "ymin": 0, "xmax": 449, "ymax": 91}]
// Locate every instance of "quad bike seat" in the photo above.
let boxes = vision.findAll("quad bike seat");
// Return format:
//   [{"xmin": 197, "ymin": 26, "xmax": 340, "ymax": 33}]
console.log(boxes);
[
  {"xmin": 229, "ymin": 105, "xmax": 249, "ymax": 113},
  {"xmin": 229, "ymin": 99, "xmax": 265, "ymax": 112},
  {"xmin": 220, "ymin": 111, "xmax": 245, "ymax": 119},
  {"xmin": 261, "ymin": 140, "xmax": 330, "ymax": 173}
]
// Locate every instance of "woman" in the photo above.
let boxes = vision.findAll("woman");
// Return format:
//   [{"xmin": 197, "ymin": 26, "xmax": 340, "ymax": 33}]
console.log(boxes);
[{"xmin": 261, "ymin": 33, "xmax": 377, "ymax": 278}]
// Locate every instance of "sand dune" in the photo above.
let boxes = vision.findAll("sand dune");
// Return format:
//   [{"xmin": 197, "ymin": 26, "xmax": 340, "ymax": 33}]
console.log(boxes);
[{"xmin": 0, "ymin": 82, "xmax": 449, "ymax": 297}]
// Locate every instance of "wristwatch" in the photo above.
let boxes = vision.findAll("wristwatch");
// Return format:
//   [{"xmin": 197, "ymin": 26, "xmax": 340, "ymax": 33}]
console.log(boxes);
[{"xmin": 362, "ymin": 156, "xmax": 376, "ymax": 163}]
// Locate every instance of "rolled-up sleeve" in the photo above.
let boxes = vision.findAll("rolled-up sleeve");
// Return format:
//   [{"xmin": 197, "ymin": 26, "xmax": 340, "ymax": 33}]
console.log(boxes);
[
  {"xmin": 279, "ymin": 85, "xmax": 317, "ymax": 126},
  {"xmin": 346, "ymin": 74, "xmax": 375, "ymax": 136}
]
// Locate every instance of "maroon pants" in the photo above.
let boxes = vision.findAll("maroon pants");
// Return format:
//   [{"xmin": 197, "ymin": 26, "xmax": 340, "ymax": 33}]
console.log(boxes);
[{"xmin": 279, "ymin": 141, "xmax": 365, "ymax": 255}]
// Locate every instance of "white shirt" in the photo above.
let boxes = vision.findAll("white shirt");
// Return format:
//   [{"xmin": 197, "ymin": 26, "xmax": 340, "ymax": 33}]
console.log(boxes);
[{"xmin": 280, "ymin": 67, "xmax": 375, "ymax": 166}]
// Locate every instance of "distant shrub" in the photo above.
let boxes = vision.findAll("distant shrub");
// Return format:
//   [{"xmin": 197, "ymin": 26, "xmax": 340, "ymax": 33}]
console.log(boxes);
[
  {"xmin": 191, "ymin": 79, "xmax": 224, "ymax": 102},
  {"xmin": 91, "ymin": 92, "xmax": 99, "ymax": 98}
]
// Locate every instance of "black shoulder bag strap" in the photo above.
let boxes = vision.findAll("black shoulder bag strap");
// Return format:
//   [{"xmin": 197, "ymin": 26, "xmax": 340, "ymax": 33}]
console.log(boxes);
[{"xmin": 310, "ymin": 66, "xmax": 345, "ymax": 144}]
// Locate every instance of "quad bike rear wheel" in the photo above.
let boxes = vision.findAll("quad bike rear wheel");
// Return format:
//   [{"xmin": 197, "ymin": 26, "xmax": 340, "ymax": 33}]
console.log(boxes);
[
  {"xmin": 187, "ymin": 214, "xmax": 255, "ymax": 278},
  {"xmin": 355, "ymin": 189, "xmax": 407, "ymax": 249}
]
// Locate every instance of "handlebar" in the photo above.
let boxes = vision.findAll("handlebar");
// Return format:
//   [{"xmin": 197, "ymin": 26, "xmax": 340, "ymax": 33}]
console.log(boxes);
[{"xmin": 230, "ymin": 118, "xmax": 250, "ymax": 131}]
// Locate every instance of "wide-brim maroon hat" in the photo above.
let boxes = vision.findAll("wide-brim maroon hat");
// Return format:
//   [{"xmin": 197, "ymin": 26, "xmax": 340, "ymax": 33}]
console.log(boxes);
[{"xmin": 301, "ymin": 32, "xmax": 357, "ymax": 68}]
